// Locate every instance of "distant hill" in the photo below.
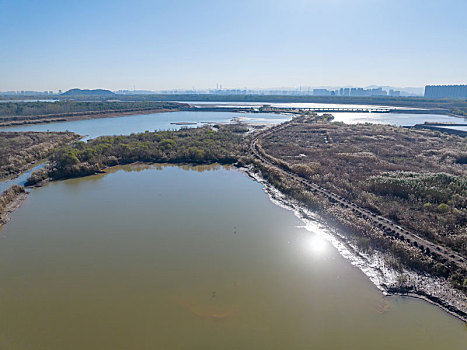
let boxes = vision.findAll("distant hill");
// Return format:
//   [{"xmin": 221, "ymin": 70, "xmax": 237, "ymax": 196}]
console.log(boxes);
[{"xmin": 62, "ymin": 89, "xmax": 115, "ymax": 96}]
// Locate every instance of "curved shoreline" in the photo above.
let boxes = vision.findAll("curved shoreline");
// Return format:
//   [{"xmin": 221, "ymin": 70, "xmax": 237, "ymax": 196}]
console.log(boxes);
[
  {"xmin": 0, "ymin": 107, "xmax": 183, "ymax": 128},
  {"xmin": 242, "ymin": 166, "xmax": 467, "ymax": 323}
]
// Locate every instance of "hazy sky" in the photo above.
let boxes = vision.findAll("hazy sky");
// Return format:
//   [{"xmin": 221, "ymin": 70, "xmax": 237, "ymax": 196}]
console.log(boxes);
[{"xmin": 1, "ymin": 0, "xmax": 466, "ymax": 91}]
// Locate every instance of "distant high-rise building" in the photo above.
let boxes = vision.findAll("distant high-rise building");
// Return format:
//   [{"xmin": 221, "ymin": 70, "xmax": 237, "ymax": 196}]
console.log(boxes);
[
  {"xmin": 313, "ymin": 89, "xmax": 331, "ymax": 96},
  {"xmin": 350, "ymin": 88, "xmax": 364, "ymax": 96},
  {"xmin": 424, "ymin": 85, "xmax": 467, "ymax": 99},
  {"xmin": 365, "ymin": 88, "xmax": 386, "ymax": 96}
]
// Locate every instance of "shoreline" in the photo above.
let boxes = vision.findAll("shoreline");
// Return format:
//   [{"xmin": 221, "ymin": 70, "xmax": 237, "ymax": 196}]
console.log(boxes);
[
  {"xmin": 1, "ymin": 104, "xmax": 466, "ymax": 129},
  {"xmin": 0, "ymin": 108, "xmax": 181, "ymax": 128},
  {"xmin": 241, "ymin": 166, "xmax": 467, "ymax": 323},
  {"xmin": 0, "ymin": 190, "xmax": 28, "ymax": 230},
  {"xmin": 1, "ymin": 160, "xmax": 465, "ymax": 323},
  {"xmin": 0, "ymin": 159, "xmax": 48, "ymax": 186}
]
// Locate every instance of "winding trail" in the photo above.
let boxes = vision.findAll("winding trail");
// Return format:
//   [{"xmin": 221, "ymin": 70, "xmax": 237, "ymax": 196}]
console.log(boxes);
[{"xmin": 249, "ymin": 120, "xmax": 467, "ymax": 271}]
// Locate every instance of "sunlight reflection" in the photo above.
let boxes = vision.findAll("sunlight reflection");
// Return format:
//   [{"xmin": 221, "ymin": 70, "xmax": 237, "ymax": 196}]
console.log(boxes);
[{"xmin": 304, "ymin": 234, "xmax": 328, "ymax": 255}]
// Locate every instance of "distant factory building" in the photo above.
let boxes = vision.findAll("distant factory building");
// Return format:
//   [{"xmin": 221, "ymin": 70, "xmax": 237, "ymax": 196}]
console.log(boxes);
[{"xmin": 425, "ymin": 85, "xmax": 467, "ymax": 99}]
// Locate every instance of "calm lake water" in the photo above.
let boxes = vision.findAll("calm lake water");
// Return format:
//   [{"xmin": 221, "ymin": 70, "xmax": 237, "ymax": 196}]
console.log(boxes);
[
  {"xmin": 0, "ymin": 164, "xmax": 465, "ymax": 349},
  {"xmin": 0, "ymin": 99, "xmax": 58, "ymax": 103},
  {"xmin": 332, "ymin": 112, "xmax": 467, "ymax": 126},
  {"xmin": 2, "ymin": 110, "xmax": 465, "ymax": 142},
  {"xmin": 0, "ymin": 111, "xmax": 290, "ymax": 141},
  {"xmin": 186, "ymin": 101, "xmax": 416, "ymax": 109},
  {"xmin": 187, "ymin": 101, "xmax": 467, "ymax": 126}
]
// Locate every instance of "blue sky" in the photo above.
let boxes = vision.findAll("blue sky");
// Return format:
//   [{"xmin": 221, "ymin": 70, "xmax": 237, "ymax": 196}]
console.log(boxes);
[{"xmin": 0, "ymin": 0, "xmax": 466, "ymax": 91}]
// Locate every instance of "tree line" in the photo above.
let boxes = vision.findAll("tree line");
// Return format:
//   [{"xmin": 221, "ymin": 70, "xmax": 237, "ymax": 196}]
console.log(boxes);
[{"xmin": 27, "ymin": 124, "xmax": 249, "ymax": 184}]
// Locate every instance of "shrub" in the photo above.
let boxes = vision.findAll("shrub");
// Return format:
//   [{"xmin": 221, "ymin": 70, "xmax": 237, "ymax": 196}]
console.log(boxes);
[{"xmin": 437, "ymin": 203, "xmax": 449, "ymax": 213}]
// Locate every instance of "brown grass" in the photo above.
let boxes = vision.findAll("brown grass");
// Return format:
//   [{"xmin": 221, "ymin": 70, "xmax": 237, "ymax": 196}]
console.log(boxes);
[{"xmin": 261, "ymin": 119, "xmax": 467, "ymax": 256}]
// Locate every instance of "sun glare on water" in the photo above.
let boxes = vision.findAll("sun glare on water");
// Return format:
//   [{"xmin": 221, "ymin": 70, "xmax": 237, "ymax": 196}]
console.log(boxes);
[{"xmin": 304, "ymin": 234, "xmax": 328, "ymax": 254}]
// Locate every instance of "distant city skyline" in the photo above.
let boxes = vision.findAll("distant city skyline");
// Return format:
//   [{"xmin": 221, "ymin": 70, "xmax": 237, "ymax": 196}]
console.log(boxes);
[
  {"xmin": 0, "ymin": 85, "xmax": 423, "ymax": 97},
  {"xmin": 1, "ymin": 0, "xmax": 466, "ymax": 91}
]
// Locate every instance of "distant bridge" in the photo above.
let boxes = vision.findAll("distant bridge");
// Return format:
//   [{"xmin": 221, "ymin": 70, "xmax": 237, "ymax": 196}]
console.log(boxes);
[
  {"xmin": 299, "ymin": 108, "xmax": 391, "ymax": 113},
  {"xmin": 188, "ymin": 105, "xmax": 452, "ymax": 115},
  {"xmin": 188, "ymin": 106, "xmax": 392, "ymax": 113}
]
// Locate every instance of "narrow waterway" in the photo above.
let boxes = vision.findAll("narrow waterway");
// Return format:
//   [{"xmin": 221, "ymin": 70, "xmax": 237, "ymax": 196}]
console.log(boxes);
[
  {"xmin": 0, "ymin": 163, "xmax": 46, "ymax": 193},
  {"xmin": 0, "ymin": 164, "xmax": 464, "ymax": 349}
]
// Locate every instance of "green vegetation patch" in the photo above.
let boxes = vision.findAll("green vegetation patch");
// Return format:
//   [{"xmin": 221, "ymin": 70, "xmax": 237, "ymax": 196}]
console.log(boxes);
[{"xmin": 29, "ymin": 124, "xmax": 249, "ymax": 183}]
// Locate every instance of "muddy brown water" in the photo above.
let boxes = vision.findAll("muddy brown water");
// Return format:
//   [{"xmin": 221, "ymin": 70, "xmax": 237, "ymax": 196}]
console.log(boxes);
[{"xmin": 0, "ymin": 164, "xmax": 465, "ymax": 349}]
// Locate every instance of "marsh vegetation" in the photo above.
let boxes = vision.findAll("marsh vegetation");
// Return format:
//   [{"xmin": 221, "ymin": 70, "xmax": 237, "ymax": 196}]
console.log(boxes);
[
  {"xmin": 0, "ymin": 131, "xmax": 80, "ymax": 180},
  {"xmin": 0, "ymin": 185, "xmax": 26, "ymax": 225},
  {"xmin": 247, "ymin": 116, "xmax": 466, "ymax": 295},
  {"xmin": 27, "ymin": 124, "xmax": 250, "ymax": 184}
]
